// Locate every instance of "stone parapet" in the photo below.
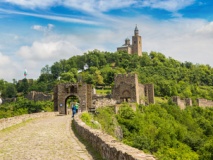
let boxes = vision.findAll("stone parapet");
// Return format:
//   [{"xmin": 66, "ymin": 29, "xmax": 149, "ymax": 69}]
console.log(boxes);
[
  {"xmin": 197, "ymin": 98, "xmax": 213, "ymax": 108},
  {"xmin": 73, "ymin": 113, "xmax": 156, "ymax": 160},
  {"xmin": 172, "ymin": 96, "xmax": 192, "ymax": 109},
  {"xmin": 0, "ymin": 112, "xmax": 59, "ymax": 131}
]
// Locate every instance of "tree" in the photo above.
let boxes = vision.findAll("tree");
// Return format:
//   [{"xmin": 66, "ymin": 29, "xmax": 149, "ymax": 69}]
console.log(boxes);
[
  {"xmin": 16, "ymin": 78, "xmax": 29, "ymax": 94},
  {"xmin": 60, "ymin": 72, "xmax": 76, "ymax": 83},
  {"xmin": 41, "ymin": 65, "xmax": 51, "ymax": 74},
  {"xmin": 4, "ymin": 83, "xmax": 17, "ymax": 98}
]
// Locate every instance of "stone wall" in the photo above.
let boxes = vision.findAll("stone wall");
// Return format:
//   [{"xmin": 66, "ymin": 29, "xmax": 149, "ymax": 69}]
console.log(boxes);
[
  {"xmin": 25, "ymin": 91, "xmax": 53, "ymax": 102},
  {"xmin": 0, "ymin": 112, "xmax": 58, "ymax": 131},
  {"xmin": 144, "ymin": 84, "xmax": 155, "ymax": 104},
  {"xmin": 73, "ymin": 113, "xmax": 155, "ymax": 160},
  {"xmin": 172, "ymin": 96, "xmax": 213, "ymax": 109},
  {"xmin": 197, "ymin": 98, "xmax": 213, "ymax": 108},
  {"xmin": 172, "ymin": 96, "xmax": 192, "ymax": 109},
  {"xmin": 92, "ymin": 95, "xmax": 117, "ymax": 108},
  {"xmin": 1, "ymin": 97, "xmax": 16, "ymax": 104}
]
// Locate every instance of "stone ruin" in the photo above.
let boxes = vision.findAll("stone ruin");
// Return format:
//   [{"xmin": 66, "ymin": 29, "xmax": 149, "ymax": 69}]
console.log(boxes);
[
  {"xmin": 172, "ymin": 96, "xmax": 213, "ymax": 109},
  {"xmin": 25, "ymin": 91, "xmax": 53, "ymax": 102},
  {"xmin": 54, "ymin": 83, "xmax": 93, "ymax": 114},
  {"xmin": 172, "ymin": 96, "xmax": 192, "ymax": 109},
  {"xmin": 54, "ymin": 73, "xmax": 155, "ymax": 114},
  {"xmin": 111, "ymin": 73, "xmax": 154, "ymax": 105}
]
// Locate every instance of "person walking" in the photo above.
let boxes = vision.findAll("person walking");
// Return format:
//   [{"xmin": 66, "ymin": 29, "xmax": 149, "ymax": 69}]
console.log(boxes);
[
  {"xmin": 72, "ymin": 104, "xmax": 77, "ymax": 118},
  {"xmin": 75, "ymin": 102, "xmax": 79, "ymax": 113}
]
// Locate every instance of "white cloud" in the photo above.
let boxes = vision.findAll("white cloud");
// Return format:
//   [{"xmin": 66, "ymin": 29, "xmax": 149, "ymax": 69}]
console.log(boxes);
[
  {"xmin": 32, "ymin": 24, "xmax": 54, "ymax": 34},
  {"xmin": 62, "ymin": 0, "xmax": 135, "ymax": 13},
  {"xmin": 3, "ymin": 0, "xmax": 135, "ymax": 12},
  {"xmin": 0, "ymin": 52, "xmax": 10, "ymax": 66},
  {"xmin": 0, "ymin": 8, "xmax": 99, "ymax": 25},
  {"xmin": 140, "ymin": 0, "xmax": 195, "ymax": 12},
  {"xmin": 17, "ymin": 38, "xmax": 82, "ymax": 62},
  {"xmin": 196, "ymin": 22, "xmax": 213, "ymax": 34},
  {"xmin": 2, "ymin": 0, "xmax": 195, "ymax": 15},
  {"xmin": 6, "ymin": 36, "xmax": 83, "ymax": 81},
  {"xmin": 3, "ymin": 0, "xmax": 59, "ymax": 9},
  {"xmin": 0, "ymin": 52, "xmax": 19, "ymax": 81}
]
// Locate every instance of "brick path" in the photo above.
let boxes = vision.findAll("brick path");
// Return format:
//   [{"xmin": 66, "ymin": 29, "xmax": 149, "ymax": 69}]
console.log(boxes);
[{"xmin": 0, "ymin": 115, "xmax": 93, "ymax": 160}]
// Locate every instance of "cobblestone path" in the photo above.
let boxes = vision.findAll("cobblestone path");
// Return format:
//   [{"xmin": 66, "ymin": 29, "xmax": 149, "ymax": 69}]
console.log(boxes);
[{"xmin": 0, "ymin": 115, "xmax": 93, "ymax": 160}]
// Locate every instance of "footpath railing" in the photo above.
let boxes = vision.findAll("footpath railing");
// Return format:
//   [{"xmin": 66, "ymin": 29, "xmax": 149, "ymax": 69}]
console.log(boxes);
[
  {"xmin": 0, "ymin": 112, "xmax": 58, "ymax": 131},
  {"xmin": 73, "ymin": 112, "xmax": 156, "ymax": 160}
]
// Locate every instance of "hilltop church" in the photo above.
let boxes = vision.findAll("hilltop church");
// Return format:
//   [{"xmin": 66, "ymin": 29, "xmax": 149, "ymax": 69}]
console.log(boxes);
[{"xmin": 117, "ymin": 26, "xmax": 142, "ymax": 56}]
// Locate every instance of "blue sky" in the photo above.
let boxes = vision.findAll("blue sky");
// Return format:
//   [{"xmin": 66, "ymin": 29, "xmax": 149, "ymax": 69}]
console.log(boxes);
[{"xmin": 0, "ymin": 0, "xmax": 213, "ymax": 82}]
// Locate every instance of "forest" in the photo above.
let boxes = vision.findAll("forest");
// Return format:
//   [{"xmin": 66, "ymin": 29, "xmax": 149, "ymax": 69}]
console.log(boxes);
[{"xmin": 0, "ymin": 50, "xmax": 213, "ymax": 159}]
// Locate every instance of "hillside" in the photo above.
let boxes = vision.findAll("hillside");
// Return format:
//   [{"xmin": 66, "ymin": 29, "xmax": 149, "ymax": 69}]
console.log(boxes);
[
  {"xmin": 1, "ymin": 50, "xmax": 213, "ymax": 101},
  {"xmin": 81, "ymin": 103, "xmax": 213, "ymax": 160}
]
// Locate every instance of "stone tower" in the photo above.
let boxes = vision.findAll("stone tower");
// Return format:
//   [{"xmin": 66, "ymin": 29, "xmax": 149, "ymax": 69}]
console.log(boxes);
[
  {"xmin": 117, "ymin": 26, "xmax": 142, "ymax": 57},
  {"xmin": 132, "ymin": 25, "xmax": 142, "ymax": 56}
]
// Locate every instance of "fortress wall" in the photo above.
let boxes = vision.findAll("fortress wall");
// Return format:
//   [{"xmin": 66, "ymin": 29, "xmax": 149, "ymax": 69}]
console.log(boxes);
[
  {"xmin": 25, "ymin": 91, "xmax": 53, "ymax": 102},
  {"xmin": 0, "ymin": 112, "xmax": 58, "ymax": 131},
  {"xmin": 172, "ymin": 97, "xmax": 213, "ymax": 109},
  {"xmin": 73, "ymin": 112, "xmax": 156, "ymax": 160},
  {"xmin": 144, "ymin": 84, "xmax": 155, "ymax": 104},
  {"xmin": 197, "ymin": 98, "xmax": 213, "ymax": 108},
  {"xmin": 92, "ymin": 95, "xmax": 117, "ymax": 108},
  {"xmin": 172, "ymin": 96, "xmax": 186, "ymax": 109}
]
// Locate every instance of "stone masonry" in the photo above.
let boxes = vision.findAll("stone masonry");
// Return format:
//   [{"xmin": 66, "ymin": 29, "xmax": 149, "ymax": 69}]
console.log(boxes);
[
  {"xmin": 54, "ymin": 83, "xmax": 93, "ymax": 114},
  {"xmin": 25, "ymin": 91, "xmax": 53, "ymax": 102},
  {"xmin": 172, "ymin": 96, "xmax": 213, "ymax": 109},
  {"xmin": 0, "ymin": 112, "xmax": 58, "ymax": 131},
  {"xmin": 112, "ymin": 73, "xmax": 155, "ymax": 105},
  {"xmin": 172, "ymin": 96, "xmax": 192, "ymax": 109},
  {"xmin": 73, "ymin": 112, "xmax": 156, "ymax": 160},
  {"xmin": 0, "ymin": 114, "xmax": 93, "ymax": 160},
  {"xmin": 197, "ymin": 98, "xmax": 213, "ymax": 108}
]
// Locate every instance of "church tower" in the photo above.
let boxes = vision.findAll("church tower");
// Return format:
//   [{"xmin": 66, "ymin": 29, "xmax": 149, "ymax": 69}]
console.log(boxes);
[{"xmin": 131, "ymin": 25, "xmax": 142, "ymax": 56}]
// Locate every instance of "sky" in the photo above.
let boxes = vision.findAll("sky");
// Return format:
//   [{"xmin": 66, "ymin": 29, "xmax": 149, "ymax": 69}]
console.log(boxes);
[{"xmin": 0, "ymin": 0, "xmax": 213, "ymax": 82}]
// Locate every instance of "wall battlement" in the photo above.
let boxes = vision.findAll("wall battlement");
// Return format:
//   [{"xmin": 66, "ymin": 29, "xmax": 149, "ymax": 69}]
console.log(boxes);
[
  {"xmin": 197, "ymin": 98, "xmax": 213, "ymax": 108},
  {"xmin": 172, "ymin": 96, "xmax": 213, "ymax": 109}
]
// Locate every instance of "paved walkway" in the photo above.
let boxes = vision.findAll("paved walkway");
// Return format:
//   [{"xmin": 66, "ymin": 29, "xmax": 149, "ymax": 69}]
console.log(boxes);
[{"xmin": 0, "ymin": 115, "xmax": 93, "ymax": 160}]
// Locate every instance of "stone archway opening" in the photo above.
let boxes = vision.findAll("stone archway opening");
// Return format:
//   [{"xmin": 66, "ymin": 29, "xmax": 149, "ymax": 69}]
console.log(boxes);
[
  {"xmin": 120, "ymin": 90, "xmax": 131, "ymax": 102},
  {"xmin": 65, "ymin": 95, "xmax": 80, "ymax": 115}
]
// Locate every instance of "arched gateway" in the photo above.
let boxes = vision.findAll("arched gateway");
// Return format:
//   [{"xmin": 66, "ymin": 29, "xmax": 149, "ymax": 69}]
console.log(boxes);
[{"xmin": 54, "ymin": 83, "xmax": 93, "ymax": 114}]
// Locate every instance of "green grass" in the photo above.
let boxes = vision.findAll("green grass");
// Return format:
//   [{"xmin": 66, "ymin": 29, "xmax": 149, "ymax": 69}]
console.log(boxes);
[
  {"xmin": 155, "ymin": 97, "xmax": 168, "ymax": 104},
  {"xmin": 80, "ymin": 112, "xmax": 101, "ymax": 129},
  {"xmin": 96, "ymin": 89, "xmax": 111, "ymax": 95}
]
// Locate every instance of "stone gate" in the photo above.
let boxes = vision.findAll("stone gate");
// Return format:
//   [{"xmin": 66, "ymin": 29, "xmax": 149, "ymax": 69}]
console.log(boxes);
[{"xmin": 54, "ymin": 83, "xmax": 93, "ymax": 114}]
